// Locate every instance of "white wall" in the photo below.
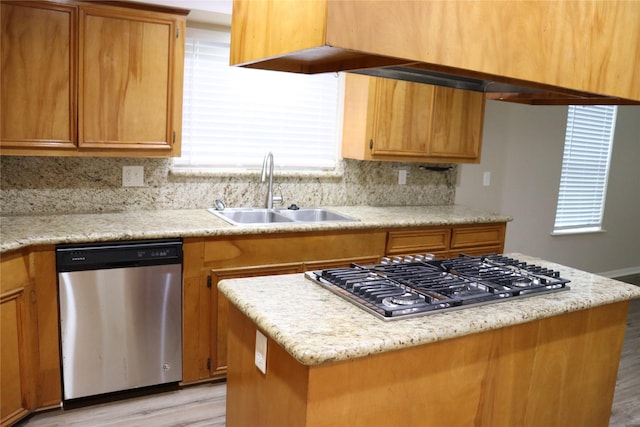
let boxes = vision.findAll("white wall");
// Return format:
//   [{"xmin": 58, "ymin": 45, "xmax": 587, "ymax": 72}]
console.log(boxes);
[{"xmin": 456, "ymin": 101, "xmax": 640, "ymax": 275}]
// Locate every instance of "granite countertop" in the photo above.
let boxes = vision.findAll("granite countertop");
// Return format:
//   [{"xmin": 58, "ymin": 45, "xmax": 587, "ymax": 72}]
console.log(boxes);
[
  {"xmin": 218, "ymin": 253, "xmax": 640, "ymax": 366},
  {"xmin": 0, "ymin": 205, "xmax": 511, "ymax": 253}
]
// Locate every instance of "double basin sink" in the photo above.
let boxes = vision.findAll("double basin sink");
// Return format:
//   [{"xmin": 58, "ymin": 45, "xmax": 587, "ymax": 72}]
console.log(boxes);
[{"xmin": 208, "ymin": 207, "xmax": 359, "ymax": 226}]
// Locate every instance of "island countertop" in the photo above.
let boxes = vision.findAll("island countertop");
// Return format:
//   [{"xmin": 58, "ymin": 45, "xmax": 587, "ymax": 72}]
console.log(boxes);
[
  {"xmin": 218, "ymin": 253, "xmax": 640, "ymax": 366},
  {"xmin": 0, "ymin": 204, "xmax": 511, "ymax": 253}
]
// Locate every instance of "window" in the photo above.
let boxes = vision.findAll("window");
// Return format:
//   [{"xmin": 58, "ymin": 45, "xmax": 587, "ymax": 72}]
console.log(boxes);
[
  {"xmin": 174, "ymin": 28, "xmax": 342, "ymax": 171},
  {"xmin": 553, "ymin": 105, "xmax": 618, "ymax": 234}
]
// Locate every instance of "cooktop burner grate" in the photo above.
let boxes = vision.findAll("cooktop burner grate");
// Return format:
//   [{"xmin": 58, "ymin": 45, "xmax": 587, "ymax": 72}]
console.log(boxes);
[{"xmin": 305, "ymin": 254, "xmax": 570, "ymax": 321}]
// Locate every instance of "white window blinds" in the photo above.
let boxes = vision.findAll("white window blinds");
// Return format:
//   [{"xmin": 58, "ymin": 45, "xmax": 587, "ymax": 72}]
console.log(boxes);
[
  {"xmin": 174, "ymin": 28, "xmax": 341, "ymax": 170},
  {"xmin": 553, "ymin": 105, "xmax": 618, "ymax": 233}
]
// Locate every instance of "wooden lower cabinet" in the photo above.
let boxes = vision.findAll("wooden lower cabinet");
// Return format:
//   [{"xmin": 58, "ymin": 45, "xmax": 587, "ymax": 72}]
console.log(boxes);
[
  {"xmin": 226, "ymin": 301, "xmax": 628, "ymax": 427},
  {"xmin": 182, "ymin": 230, "xmax": 387, "ymax": 383},
  {"xmin": 183, "ymin": 224, "xmax": 507, "ymax": 384},
  {"xmin": 210, "ymin": 264, "xmax": 303, "ymax": 377},
  {"xmin": 209, "ymin": 256, "xmax": 382, "ymax": 377},
  {"xmin": 1, "ymin": 246, "xmax": 61, "ymax": 426},
  {"xmin": 1, "ymin": 250, "xmax": 35, "ymax": 426}
]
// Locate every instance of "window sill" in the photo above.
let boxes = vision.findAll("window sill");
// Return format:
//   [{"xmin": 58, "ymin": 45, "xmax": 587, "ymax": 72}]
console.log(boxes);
[
  {"xmin": 169, "ymin": 163, "xmax": 344, "ymax": 181},
  {"xmin": 550, "ymin": 227, "xmax": 607, "ymax": 236}
]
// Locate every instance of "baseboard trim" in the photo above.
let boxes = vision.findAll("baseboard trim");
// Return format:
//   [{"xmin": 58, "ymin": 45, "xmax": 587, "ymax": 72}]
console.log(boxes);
[{"xmin": 597, "ymin": 266, "xmax": 640, "ymax": 279}]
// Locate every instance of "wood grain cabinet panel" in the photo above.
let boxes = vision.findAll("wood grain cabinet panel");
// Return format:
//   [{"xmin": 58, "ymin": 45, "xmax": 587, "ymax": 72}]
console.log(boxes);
[
  {"xmin": 429, "ymin": 87, "xmax": 484, "ymax": 160},
  {"xmin": 184, "ymin": 226, "xmax": 504, "ymax": 384},
  {"xmin": 0, "ymin": 0, "xmax": 186, "ymax": 158},
  {"xmin": 206, "ymin": 255, "xmax": 382, "ymax": 380},
  {"xmin": 182, "ymin": 231, "xmax": 387, "ymax": 384},
  {"xmin": 369, "ymin": 78, "xmax": 434, "ymax": 157},
  {"xmin": 386, "ymin": 223, "xmax": 506, "ymax": 259},
  {"xmin": 1, "ymin": 251, "xmax": 36, "ymax": 427},
  {"xmin": 0, "ymin": 246, "xmax": 60, "ymax": 425},
  {"xmin": 231, "ymin": 0, "xmax": 640, "ymax": 103},
  {"xmin": 0, "ymin": 1, "xmax": 76, "ymax": 150},
  {"xmin": 342, "ymin": 74, "xmax": 484, "ymax": 163},
  {"xmin": 449, "ymin": 223, "xmax": 506, "ymax": 257},
  {"xmin": 79, "ymin": 6, "xmax": 178, "ymax": 152},
  {"xmin": 209, "ymin": 264, "xmax": 303, "ymax": 377},
  {"xmin": 227, "ymin": 301, "xmax": 628, "ymax": 427},
  {"xmin": 1, "ymin": 290, "xmax": 32, "ymax": 426},
  {"xmin": 450, "ymin": 224, "xmax": 506, "ymax": 249},
  {"xmin": 386, "ymin": 228, "xmax": 451, "ymax": 256}
]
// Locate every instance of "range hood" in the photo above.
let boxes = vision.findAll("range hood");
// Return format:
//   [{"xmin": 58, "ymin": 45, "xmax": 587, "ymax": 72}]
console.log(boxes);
[
  {"xmin": 350, "ymin": 65, "xmax": 639, "ymax": 106},
  {"xmin": 230, "ymin": 0, "xmax": 640, "ymax": 105}
]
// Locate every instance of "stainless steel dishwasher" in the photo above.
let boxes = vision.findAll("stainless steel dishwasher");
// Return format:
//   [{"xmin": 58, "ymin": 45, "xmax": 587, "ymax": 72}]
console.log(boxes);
[{"xmin": 56, "ymin": 239, "xmax": 183, "ymax": 401}]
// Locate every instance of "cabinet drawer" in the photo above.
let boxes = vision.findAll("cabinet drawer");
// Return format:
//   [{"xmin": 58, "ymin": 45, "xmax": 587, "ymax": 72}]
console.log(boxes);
[
  {"xmin": 450, "ymin": 224, "xmax": 506, "ymax": 250},
  {"xmin": 203, "ymin": 231, "xmax": 387, "ymax": 268},
  {"xmin": 386, "ymin": 228, "xmax": 451, "ymax": 255}
]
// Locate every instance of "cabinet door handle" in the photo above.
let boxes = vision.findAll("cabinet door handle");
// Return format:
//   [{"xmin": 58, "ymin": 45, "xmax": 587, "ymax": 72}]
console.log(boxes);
[{"xmin": 369, "ymin": 139, "xmax": 374, "ymax": 150}]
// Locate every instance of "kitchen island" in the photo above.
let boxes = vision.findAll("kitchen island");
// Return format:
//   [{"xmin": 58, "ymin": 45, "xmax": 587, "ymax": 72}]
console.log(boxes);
[{"xmin": 218, "ymin": 254, "xmax": 640, "ymax": 427}]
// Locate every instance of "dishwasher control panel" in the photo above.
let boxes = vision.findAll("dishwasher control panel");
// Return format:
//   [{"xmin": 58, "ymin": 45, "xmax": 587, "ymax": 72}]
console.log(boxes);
[{"xmin": 56, "ymin": 239, "xmax": 183, "ymax": 271}]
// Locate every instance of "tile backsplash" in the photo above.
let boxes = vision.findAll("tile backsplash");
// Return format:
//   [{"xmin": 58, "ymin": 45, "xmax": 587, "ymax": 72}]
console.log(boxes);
[{"xmin": 0, "ymin": 156, "xmax": 456, "ymax": 215}]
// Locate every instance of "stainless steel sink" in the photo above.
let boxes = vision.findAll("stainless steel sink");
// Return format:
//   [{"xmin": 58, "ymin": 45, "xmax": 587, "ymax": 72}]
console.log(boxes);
[
  {"xmin": 277, "ymin": 208, "xmax": 359, "ymax": 223},
  {"xmin": 207, "ymin": 207, "xmax": 358, "ymax": 226},
  {"xmin": 208, "ymin": 208, "xmax": 294, "ymax": 226}
]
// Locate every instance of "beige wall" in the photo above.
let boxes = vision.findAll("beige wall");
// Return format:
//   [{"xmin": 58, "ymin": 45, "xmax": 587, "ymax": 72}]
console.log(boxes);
[{"xmin": 456, "ymin": 102, "xmax": 640, "ymax": 275}]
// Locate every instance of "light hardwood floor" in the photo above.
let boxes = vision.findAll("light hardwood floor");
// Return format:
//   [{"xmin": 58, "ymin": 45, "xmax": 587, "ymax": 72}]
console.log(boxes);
[
  {"xmin": 19, "ymin": 279, "xmax": 640, "ymax": 427},
  {"xmin": 18, "ymin": 382, "xmax": 226, "ymax": 427}
]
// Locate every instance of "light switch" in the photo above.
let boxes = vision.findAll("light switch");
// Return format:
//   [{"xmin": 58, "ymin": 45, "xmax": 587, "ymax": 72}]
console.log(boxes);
[{"xmin": 255, "ymin": 330, "xmax": 267, "ymax": 374}]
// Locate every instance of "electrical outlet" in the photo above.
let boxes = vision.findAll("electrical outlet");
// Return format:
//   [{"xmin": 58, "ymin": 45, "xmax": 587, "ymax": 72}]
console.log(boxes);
[
  {"xmin": 255, "ymin": 330, "xmax": 267, "ymax": 374},
  {"xmin": 398, "ymin": 169, "xmax": 408, "ymax": 185},
  {"xmin": 122, "ymin": 166, "xmax": 144, "ymax": 187},
  {"xmin": 483, "ymin": 171, "xmax": 491, "ymax": 187}
]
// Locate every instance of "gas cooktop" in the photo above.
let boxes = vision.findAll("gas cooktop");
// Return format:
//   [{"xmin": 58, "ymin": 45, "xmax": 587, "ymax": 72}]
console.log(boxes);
[{"xmin": 305, "ymin": 254, "xmax": 570, "ymax": 321}]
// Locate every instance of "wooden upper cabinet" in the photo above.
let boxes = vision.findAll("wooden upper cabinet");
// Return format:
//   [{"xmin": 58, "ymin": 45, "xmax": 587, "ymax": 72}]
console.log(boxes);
[
  {"xmin": 369, "ymin": 78, "xmax": 434, "ymax": 157},
  {"xmin": 0, "ymin": 0, "xmax": 187, "ymax": 158},
  {"xmin": 429, "ymin": 87, "xmax": 484, "ymax": 160},
  {"xmin": 342, "ymin": 74, "xmax": 484, "ymax": 163},
  {"xmin": 78, "ymin": 6, "xmax": 180, "ymax": 152},
  {"xmin": 0, "ymin": 2, "xmax": 76, "ymax": 150}
]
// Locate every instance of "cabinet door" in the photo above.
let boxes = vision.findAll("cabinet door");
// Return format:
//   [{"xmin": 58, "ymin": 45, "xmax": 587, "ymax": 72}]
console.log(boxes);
[
  {"xmin": 1, "ymin": 291, "xmax": 31, "ymax": 425},
  {"xmin": 369, "ymin": 78, "xmax": 435, "ymax": 157},
  {"xmin": 209, "ymin": 264, "xmax": 303, "ymax": 377},
  {"xmin": 78, "ymin": 6, "xmax": 178, "ymax": 152},
  {"xmin": 1, "ymin": 252, "xmax": 36, "ymax": 426},
  {"xmin": 429, "ymin": 87, "xmax": 485, "ymax": 160},
  {"xmin": 0, "ymin": 2, "xmax": 76, "ymax": 150}
]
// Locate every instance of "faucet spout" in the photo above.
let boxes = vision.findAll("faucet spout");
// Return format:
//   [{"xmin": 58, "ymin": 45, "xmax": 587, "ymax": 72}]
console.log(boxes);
[{"xmin": 261, "ymin": 152, "xmax": 276, "ymax": 209}]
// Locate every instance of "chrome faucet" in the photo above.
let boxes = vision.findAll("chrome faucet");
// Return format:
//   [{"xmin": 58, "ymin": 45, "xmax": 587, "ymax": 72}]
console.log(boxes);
[{"xmin": 261, "ymin": 152, "xmax": 282, "ymax": 208}]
